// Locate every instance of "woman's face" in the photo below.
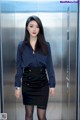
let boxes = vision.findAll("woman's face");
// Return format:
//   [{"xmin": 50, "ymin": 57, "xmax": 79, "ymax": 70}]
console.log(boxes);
[{"xmin": 27, "ymin": 20, "xmax": 40, "ymax": 37}]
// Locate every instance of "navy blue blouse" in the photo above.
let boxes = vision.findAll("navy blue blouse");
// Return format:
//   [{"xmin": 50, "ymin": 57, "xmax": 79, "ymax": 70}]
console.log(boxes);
[{"xmin": 15, "ymin": 41, "xmax": 56, "ymax": 88}]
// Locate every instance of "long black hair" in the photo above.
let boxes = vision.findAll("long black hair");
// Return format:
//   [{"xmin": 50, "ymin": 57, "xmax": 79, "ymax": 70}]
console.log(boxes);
[{"xmin": 22, "ymin": 15, "xmax": 48, "ymax": 55}]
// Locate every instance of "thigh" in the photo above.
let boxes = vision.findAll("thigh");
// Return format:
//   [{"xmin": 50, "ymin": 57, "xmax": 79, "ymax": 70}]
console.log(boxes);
[
  {"xmin": 25, "ymin": 105, "xmax": 34, "ymax": 115},
  {"xmin": 37, "ymin": 107, "xmax": 47, "ymax": 120}
]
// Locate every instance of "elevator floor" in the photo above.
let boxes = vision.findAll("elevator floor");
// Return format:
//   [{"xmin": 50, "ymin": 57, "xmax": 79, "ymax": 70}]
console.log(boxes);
[
  {"xmin": 15, "ymin": 102, "xmax": 62, "ymax": 120},
  {"xmin": 4, "ymin": 102, "xmax": 62, "ymax": 120}
]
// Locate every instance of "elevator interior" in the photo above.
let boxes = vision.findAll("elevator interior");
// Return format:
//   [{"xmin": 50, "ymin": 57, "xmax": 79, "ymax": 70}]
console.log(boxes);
[{"xmin": 0, "ymin": 0, "xmax": 79, "ymax": 120}]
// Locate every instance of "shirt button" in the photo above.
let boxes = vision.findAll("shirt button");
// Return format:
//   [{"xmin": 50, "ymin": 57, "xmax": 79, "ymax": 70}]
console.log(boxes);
[
  {"xmin": 33, "ymin": 51, "xmax": 35, "ymax": 54},
  {"xmin": 40, "ymin": 69, "xmax": 42, "ymax": 71},
  {"xmin": 29, "ymin": 69, "xmax": 31, "ymax": 72}
]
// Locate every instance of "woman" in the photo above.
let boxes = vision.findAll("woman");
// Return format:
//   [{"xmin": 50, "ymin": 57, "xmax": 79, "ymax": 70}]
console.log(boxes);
[{"xmin": 15, "ymin": 15, "xmax": 56, "ymax": 120}]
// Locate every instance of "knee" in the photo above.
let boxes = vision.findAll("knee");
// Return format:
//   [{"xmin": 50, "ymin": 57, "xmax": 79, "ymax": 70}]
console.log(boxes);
[
  {"xmin": 37, "ymin": 114, "xmax": 46, "ymax": 120},
  {"xmin": 25, "ymin": 112, "xmax": 33, "ymax": 119}
]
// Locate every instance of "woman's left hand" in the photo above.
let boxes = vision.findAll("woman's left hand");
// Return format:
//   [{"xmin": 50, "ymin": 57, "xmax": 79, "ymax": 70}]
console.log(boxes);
[{"xmin": 49, "ymin": 88, "xmax": 55, "ymax": 96}]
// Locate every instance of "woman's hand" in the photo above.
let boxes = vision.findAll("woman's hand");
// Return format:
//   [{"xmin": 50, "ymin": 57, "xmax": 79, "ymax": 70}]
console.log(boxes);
[
  {"xmin": 15, "ymin": 88, "xmax": 21, "ymax": 99},
  {"xmin": 49, "ymin": 88, "xmax": 55, "ymax": 96}
]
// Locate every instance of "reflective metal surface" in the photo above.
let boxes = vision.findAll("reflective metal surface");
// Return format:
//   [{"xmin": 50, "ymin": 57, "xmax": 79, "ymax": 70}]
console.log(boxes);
[
  {"xmin": 1, "ymin": 10, "xmax": 63, "ymax": 120},
  {"xmin": 78, "ymin": 2, "xmax": 80, "ymax": 120},
  {"xmin": 0, "ymin": 1, "xmax": 79, "ymax": 120},
  {"xmin": 0, "ymin": 1, "xmax": 1, "ymax": 113},
  {"xmin": 1, "ymin": 3, "xmax": 16, "ymax": 119},
  {"xmin": 62, "ymin": 4, "xmax": 78, "ymax": 120}
]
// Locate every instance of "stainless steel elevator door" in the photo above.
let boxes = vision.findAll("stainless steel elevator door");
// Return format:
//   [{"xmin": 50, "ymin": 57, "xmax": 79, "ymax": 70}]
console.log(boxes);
[
  {"xmin": 1, "ymin": 12, "xmax": 16, "ymax": 120},
  {"xmin": 0, "ymin": 1, "xmax": 63, "ymax": 119},
  {"xmin": 62, "ymin": 5, "xmax": 78, "ymax": 120}
]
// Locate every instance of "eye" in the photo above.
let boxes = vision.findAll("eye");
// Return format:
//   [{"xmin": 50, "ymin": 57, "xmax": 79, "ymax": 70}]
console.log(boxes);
[
  {"xmin": 36, "ymin": 25, "xmax": 39, "ymax": 28},
  {"xmin": 30, "ymin": 25, "xmax": 33, "ymax": 27}
]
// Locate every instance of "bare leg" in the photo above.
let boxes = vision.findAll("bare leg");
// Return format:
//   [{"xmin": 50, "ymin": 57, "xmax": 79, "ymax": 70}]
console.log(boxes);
[{"xmin": 25, "ymin": 105, "xmax": 34, "ymax": 120}]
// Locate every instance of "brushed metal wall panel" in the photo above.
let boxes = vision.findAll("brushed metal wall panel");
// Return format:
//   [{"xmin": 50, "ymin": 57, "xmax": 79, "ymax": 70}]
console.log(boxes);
[
  {"xmin": 62, "ymin": 9, "xmax": 78, "ymax": 120},
  {"xmin": 1, "ymin": 12, "xmax": 16, "ymax": 120},
  {"xmin": 78, "ymin": 3, "xmax": 80, "ymax": 120}
]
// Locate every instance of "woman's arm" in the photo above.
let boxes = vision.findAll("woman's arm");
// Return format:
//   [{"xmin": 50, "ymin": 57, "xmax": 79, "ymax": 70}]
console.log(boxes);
[
  {"xmin": 15, "ymin": 42, "xmax": 23, "ymax": 98},
  {"xmin": 15, "ymin": 42, "xmax": 23, "ymax": 87},
  {"xmin": 46, "ymin": 42, "xmax": 56, "ymax": 95}
]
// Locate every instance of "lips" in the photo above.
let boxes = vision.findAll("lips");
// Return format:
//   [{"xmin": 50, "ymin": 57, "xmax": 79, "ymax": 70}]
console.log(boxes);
[{"xmin": 32, "ymin": 32, "xmax": 36, "ymax": 34}]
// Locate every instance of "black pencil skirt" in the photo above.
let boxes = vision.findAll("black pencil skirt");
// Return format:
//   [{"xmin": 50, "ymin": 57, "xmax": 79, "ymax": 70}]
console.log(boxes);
[{"xmin": 22, "ymin": 66, "xmax": 49, "ymax": 109}]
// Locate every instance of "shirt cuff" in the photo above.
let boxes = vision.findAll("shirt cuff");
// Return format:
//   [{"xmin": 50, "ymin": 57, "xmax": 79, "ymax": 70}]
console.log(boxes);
[
  {"xmin": 15, "ymin": 87, "xmax": 21, "ymax": 90},
  {"xmin": 49, "ymin": 82, "xmax": 56, "ymax": 88}
]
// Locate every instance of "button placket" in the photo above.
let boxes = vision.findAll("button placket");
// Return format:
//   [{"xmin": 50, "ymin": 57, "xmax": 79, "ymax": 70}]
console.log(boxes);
[{"xmin": 33, "ymin": 51, "xmax": 35, "ymax": 54}]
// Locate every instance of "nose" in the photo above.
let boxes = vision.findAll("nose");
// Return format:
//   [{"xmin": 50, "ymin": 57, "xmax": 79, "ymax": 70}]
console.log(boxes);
[{"xmin": 33, "ymin": 27, "xmax": 36, "ymax": 31}]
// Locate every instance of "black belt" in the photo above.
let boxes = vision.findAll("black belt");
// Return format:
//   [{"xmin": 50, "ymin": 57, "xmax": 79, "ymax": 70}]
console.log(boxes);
[{"xmin": 22, "ymin": 67, "xmax": 49, "ymax": 88}]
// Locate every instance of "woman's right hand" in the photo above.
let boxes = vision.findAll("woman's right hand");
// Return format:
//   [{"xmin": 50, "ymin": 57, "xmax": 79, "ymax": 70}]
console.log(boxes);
[{"xmin": 15, "ymin": 88, "xmax": 21, "ymax": 99}]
